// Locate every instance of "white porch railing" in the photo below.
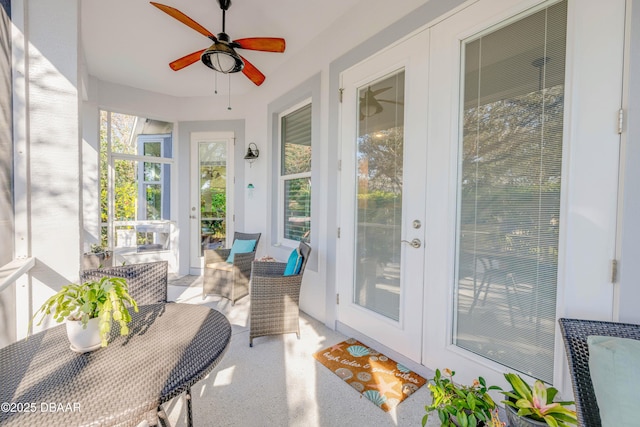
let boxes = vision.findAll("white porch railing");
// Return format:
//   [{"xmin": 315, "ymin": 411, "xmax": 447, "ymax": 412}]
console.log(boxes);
[{"xmin": 0, "ymin": 257, "xmax": 35, "ymax": 293}]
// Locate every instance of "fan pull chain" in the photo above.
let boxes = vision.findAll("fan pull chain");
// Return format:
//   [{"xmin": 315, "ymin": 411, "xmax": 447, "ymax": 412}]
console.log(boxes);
[
  {"xmin": 214, "ymin": 71, "xmax": 218, "ymax": 95},
  {"xmin": 227, "ymin": 74, "xmax": 232, "ymax": 110}
]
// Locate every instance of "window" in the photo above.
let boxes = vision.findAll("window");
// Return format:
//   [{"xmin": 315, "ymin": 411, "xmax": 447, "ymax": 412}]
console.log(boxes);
[
  {"xmin": 138, "ymin": 136, "xmax": 166, "ymax": 220},
  {"xmin": 279, "ymin": 102, "xmax": 312, "ymax": 244},
  {"xmin": 99, "ymin": 111, "xmax": 173, "ymax": 252}
]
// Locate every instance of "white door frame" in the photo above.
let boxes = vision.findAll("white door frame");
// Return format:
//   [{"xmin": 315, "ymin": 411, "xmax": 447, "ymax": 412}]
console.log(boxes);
[
  {"xmin": 337, "ymin": 30, "xmax": 430, "ymax": 363},
  {"xmin": 422, "ymin": 0, "xmax": 624, "ymax": 396},
  {"xmin": 189, "ymin": 131, "xmax": 235, "ymax": 273}
]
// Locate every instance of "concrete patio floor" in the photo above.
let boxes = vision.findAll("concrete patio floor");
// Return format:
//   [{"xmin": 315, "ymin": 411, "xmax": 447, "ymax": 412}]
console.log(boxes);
[{"xmin": 164, "ymin": 276, "xmax": 437, "ymax": 427}]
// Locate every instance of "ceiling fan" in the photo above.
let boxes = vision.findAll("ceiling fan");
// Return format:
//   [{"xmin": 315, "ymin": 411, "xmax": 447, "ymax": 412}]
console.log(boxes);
[{"xmin": 150, "ymin": 1, "xmax": 286, "ymax": 86}]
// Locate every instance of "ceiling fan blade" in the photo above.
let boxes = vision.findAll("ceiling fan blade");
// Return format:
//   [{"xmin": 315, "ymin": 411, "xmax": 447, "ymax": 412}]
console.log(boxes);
[
  {"xmin": 169, "ymin": 49, "xmax": 207, "ymax": 71},
  {"xmin": 150, "ymin": 2, "xmax": 216, "ymax": 40},
  {"xmin": 378, "ymin": 99, "xmax": 405, "ymax": 105},
  {"xmin": 371, "ymin": 87, "xmax": 392, "ymax": 96},
  {"xmin": 239, "ymin": 55, "xmax": 266, "ymax": 86},
  {"xmin": 234, "ymin": 38, "xmax": 286, "ymax": 53}
]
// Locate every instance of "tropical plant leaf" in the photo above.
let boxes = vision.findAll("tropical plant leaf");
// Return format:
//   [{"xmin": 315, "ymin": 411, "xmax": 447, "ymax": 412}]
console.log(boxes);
[
  {"xmin": 533, "ymin": 381, "xmax": 548, "ymax": 408},
  {"xmin": 544, "ymin": 414, "xmax": 559, "ymax": 427},
  {"xmin": 505, "ymin": 373, "xmax": 533, "ymax": 402}
]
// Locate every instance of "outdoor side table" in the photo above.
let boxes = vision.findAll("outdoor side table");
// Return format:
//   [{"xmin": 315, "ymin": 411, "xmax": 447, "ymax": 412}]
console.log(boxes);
[{"xmin": 0, "ymin": 303, "xmax": 231, "ymax": 427}]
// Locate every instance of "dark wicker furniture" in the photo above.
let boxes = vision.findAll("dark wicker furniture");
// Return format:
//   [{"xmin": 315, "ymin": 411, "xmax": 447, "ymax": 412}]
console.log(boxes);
[
  {"xmin": 81, "ymin": 260, "xmax": 168, "ymax": 305},
  {"xmin": 249, "ymin": 241, "xmax": 311, "ymax": 347},
  {"xmin": 203, "ymin": 231, "xmax": 261, "ymax": 304},
  {"xmin": 0, "ymin": 303, "xmax": 231, "ymax": 427},
  {"xmin": 558, "ymin": 317, "xmax": 640, "ymax": 427}
]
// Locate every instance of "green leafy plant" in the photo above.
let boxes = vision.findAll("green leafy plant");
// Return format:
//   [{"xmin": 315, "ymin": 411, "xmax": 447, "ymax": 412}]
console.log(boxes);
[
  {"xmin": 32, "ymin": 277, "xmax": 138, "ymax": 347},
  {"xmin": 502, "ymin": 373, "xmax": 577, "ymax": 427},
  {"xmin": 423, "ymin": 368, "xmax": 502, "ymax": 427},
  {"xmin": 87, "ymin": 243, "xmax": 111, "ymax": 255}
]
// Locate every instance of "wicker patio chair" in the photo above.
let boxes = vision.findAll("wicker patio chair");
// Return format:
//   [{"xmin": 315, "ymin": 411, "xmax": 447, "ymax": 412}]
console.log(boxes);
[
  {"xmin": 81, "ymin": 260, "xmax": 168, "ymax": 305},
  {"xmin": 558, "ymin": 317, "xmax": 640, "ymax": 427},
  {"xmin": 203, "ymin": 232, "xmax": 261, "ymax": 305},
  {"xmin": 249, "ymin": 241, "xmax": 311, "ymax": 347}
]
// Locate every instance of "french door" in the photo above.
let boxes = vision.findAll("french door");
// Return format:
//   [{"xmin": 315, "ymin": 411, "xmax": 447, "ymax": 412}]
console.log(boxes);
[
  {"xmin": 423, "ymin": 0, "xmax": 623, "ymax": 391},
  {"xmin": 338, "ymin": 0, "xmax": 624, "ymax": 392},
  {"xmin": 189, "ymin": 132, "xmax": 235, "ymax": 273},
  {"xmin": 338, "ymin": 31, "xmax": 429, "ymax": 363}
]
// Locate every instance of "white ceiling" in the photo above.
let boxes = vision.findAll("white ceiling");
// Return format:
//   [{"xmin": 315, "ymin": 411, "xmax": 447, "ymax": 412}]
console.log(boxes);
[{"xmin": 81, "ymin": 0, "xmax": 362, "ymax": 98}]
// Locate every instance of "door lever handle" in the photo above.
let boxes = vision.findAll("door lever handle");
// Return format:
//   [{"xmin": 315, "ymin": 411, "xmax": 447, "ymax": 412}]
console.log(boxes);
[{"xmin": 401, "ymin": 238, "xmax": 422, "ymax": 248}]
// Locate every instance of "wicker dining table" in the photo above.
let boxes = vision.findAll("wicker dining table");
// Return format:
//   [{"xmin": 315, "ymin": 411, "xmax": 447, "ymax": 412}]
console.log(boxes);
[{"xmin": 0, "ymin": 303, "xmax": 231, "ymax": 427}]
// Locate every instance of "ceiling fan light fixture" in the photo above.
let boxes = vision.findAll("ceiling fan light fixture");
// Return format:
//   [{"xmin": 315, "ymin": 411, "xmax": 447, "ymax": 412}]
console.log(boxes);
[
  {"xmin": 360, "ymin": 95, "xmax": 383, "ymax": 118},
  {"xmin": 201, "ymin": 42, "xmax": 244, "ymax": 73},
  {"xmin": 152, "ymin": 2, "xmax": 284, "ymax": 86}
]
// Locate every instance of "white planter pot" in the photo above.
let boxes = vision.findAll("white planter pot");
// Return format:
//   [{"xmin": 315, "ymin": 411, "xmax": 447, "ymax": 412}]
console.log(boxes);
[{"xmin": 66, "ymin": 317, "xmax": 102, "ymax": 353}]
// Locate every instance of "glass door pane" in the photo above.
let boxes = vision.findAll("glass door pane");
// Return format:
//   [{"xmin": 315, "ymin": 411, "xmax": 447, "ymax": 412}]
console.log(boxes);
[
  {"xmin": 454, "ymin": 1, "xmax": 567, "ymax": 382},
  {"xmin": 199, "ymin": 141, "xmax": 227, "ymax": 256},
  {"xmin": 354, "ymin": 70, "xmax": 405, "ymax": 321}
]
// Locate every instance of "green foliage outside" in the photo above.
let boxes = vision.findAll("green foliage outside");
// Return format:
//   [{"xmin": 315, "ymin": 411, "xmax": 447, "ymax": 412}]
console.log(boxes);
[
  {"xmin": 200, "ymin": 165, "xmax": 227, "ymax": 238},
  {"xmin": 284, "ymin": 177, "xmax": 311, "ymax": 242},
  {"xmin": 201, "ymin": 191, "xmax": 226, "ymax": 237},
  {"xmin": 100, "ymin": 112, "xmax": 138, "ymax": 247},
  {"xmin": 459, "ymin": 88, "xmax": 564, "ymax": 265},
  {"xmin": 356, "ymin": 126, "xmax": 403, "ymax": 264}
]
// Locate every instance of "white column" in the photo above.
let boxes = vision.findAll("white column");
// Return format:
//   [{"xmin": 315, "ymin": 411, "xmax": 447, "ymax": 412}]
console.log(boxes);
[{"xmin": 12, "ymin": 0, "xmax": 82, "ymax": 338}]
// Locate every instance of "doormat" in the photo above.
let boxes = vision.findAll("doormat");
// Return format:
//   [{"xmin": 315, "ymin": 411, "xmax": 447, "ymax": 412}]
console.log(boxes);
[{"xmin": 313, "ymin": 338, "xmax": 426, "ymax": 412}]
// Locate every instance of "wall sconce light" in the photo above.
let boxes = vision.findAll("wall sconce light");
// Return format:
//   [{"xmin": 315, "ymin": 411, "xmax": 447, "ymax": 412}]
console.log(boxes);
[{"xmin": 244, "ymin": 143, "xmax": 260, "ymax": 167}]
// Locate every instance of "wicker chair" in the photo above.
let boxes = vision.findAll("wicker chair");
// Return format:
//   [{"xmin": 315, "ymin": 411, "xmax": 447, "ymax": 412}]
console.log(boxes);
[
  {"xmin": 203, "ymin": 232, "xmax": 261, "ymax": 305},
  {"xmin": 81, "ymin": 260, "xmax": 168, "ymax": 305},
  {"xmin": 249, "ymin": 241, "xmax": 311, "ymax": 347},
  {"xmin": 558, "ymin": 317, "xmax": 640, "ymax": 427}
]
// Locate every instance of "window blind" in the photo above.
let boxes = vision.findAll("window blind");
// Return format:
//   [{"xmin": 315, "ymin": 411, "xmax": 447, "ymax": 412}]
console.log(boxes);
[
  {"xmin": 454, "ymin": 1, "xmax": 567, "ymax": 383},
  {"xmin": 281, "ymin": 103, "xmax": 312, "ymax": 242},
  {"xmin": 281, "ymin": 104, "xmax": 312, "ymax": 175}
]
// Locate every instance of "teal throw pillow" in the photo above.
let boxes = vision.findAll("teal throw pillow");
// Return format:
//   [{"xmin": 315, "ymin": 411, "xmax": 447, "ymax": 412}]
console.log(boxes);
[
  {"xmin": 226, "ymin": 239, "xmax": 257, "ymax": 263},
  {"xmin": 283, "ymin": 248, "xmax": 303, "ymax": 276},
  {"xmin": 588, "ymin": 335, "xmax": 640, "ymax": 427}
]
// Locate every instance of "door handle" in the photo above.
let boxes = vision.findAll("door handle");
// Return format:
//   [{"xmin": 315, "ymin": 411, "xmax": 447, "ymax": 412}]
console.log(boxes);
[{"xmin": 401, "ymin": 238, "xmax": 422, "ymax": 248}]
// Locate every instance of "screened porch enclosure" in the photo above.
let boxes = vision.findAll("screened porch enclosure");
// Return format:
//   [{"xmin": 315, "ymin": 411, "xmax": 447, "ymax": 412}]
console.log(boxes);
[{"xmin": 98, "ymin": 111, "xmax": 176, "ymax": 266}]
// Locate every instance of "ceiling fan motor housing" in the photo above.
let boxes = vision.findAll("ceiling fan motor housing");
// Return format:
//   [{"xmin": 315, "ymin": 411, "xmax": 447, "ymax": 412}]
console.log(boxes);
[
  {"xmin": 150, "ymin": 1, "xmax": 284, "ymax": 85},
  {"xmin": 201, "ymin": 32, "xmax": 244, "ymax": 73}
]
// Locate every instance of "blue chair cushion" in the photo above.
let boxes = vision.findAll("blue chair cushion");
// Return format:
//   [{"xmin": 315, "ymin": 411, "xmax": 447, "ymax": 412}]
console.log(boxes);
[
  {"xmin": 283, "ymin": 248, "xmax": 303, "ymax": 276},
  {"xmin": 226, "ymin": 239, "xmax": 257, "ymax": 263},
  {"xmin": 588, "ymin": 335, "xmax": 640, "ymax": 427}
]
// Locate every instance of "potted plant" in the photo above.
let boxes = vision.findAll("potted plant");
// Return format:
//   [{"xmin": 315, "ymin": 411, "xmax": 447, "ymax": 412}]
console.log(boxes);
[
  {"xmin": 423, "ymin": 368, "xmax": 502, "ymax": 427},
  {"xmin": 501, "ymin": 373, "xmax": 577, "ymax": 427},
  {"xmin": 83, "ymin": 243, "xmax": 113, "ymax": 270},
  {"xmin": 31, "ymin": 276, "xmax": 138, "ymax": 352}
]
